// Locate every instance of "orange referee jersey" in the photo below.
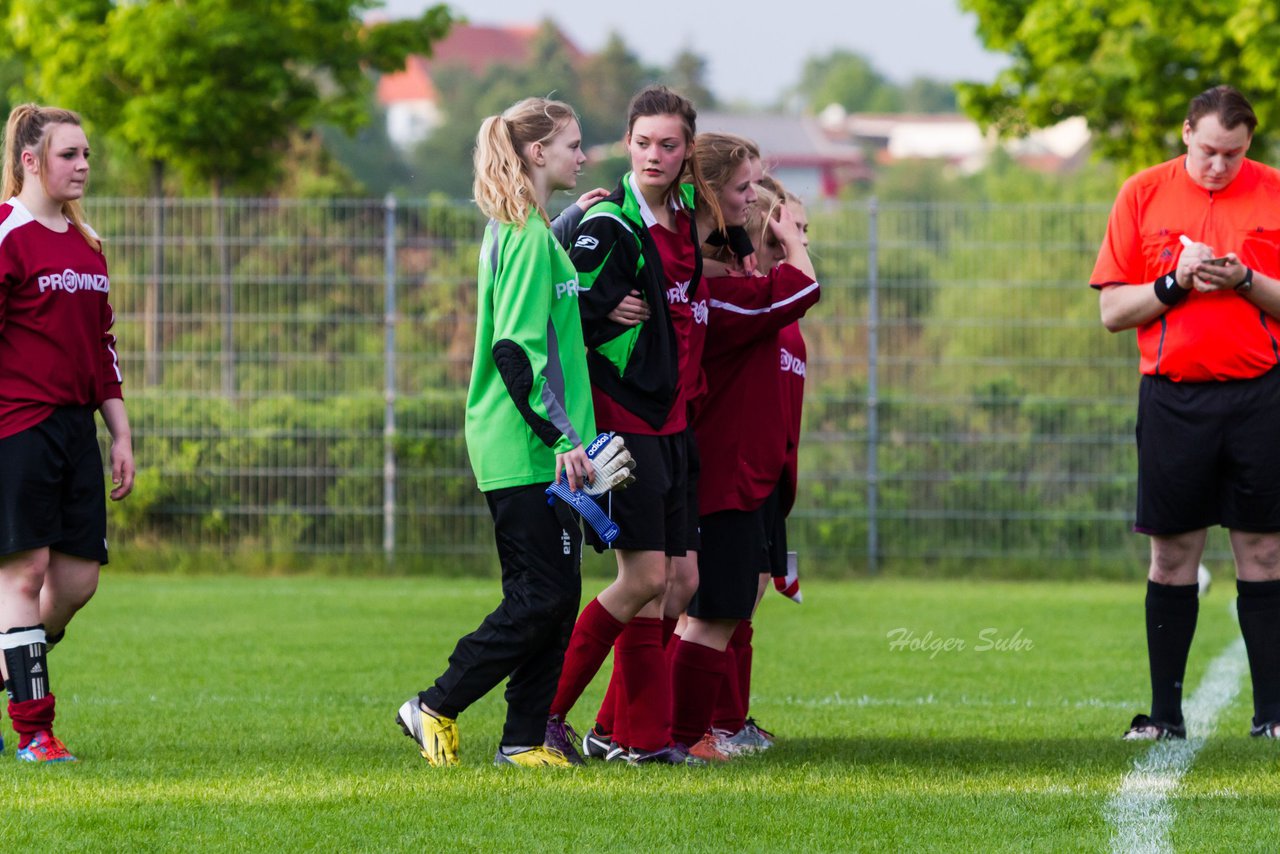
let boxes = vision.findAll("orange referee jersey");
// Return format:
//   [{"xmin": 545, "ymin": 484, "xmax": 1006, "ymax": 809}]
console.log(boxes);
[{"xmin": 1091, "ymin": 157, "xmax": 1280, "ymax": 381}]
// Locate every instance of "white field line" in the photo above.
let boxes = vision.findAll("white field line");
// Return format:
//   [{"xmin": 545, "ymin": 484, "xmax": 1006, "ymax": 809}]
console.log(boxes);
[
  {"xmin": 1105, "ymin": 636, "xmax": 1248, "ymax": 854},
  {"xmin": 772, "ymin": 693, "xmax": 1134, "ymax": 710}
]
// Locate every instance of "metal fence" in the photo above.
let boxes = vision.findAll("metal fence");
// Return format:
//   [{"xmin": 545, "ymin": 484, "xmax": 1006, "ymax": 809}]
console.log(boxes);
[{"xmin": 88, "ymin": 196, "xmax": 1175, "ymax": 576}]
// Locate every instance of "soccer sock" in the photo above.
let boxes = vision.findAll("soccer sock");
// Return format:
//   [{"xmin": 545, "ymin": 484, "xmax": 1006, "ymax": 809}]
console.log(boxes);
[
  {"xmin": 670, "ymin": 639, "xmax": 727, "ymax": 747},
  {"xmin": 664, "ymin": 627, "xmax": 682, "ymax": 672},
  {"xmin": 734, "ymin": 620, "xmax": 754, "ymax": 717},
  {"xmin": 710, "ymin": 644, "xmax": 743, "ymax": 732},
  {"xmin": 1, "ymin": 625, "xmax": 55, "ymax": 750},
  {"xmin": 660, "ymin": 616, "xmax": 680, "ymax": 724},
  {"xmin": 661, "ymin": 616, "xmax": 678, "ymax": 649},
  {"xmin": 7, "ymin": 696, "xmax": 55, "ymax": 750},
  {"xmin": 1145, "ymin": 580, "xmax": 1199, "ymax": 726},
  {"xmin": 615, "ymin": 617, "xmax": 670, "ymax": 751},
  {"xmin": 549, "ymin": 598, "xmax": 626, "ymax": 719},
  {"xmin": 595, "ymin": 662, "xmax": 622, "ymax": 737},
  {"xmin": 1237, "ymin": 578, "xmax": 1280, "ymax": 725}
]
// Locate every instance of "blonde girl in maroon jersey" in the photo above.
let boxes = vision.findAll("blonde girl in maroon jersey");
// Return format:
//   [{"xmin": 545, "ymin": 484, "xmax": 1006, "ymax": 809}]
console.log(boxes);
[
  {"xmin": 0, "ymin": 104, "xmax": 134, "ymax": 763},
  {"xmin": 706, "ymin": 175, "xmax": 811, "ymax": 752},
  {"xmin": 673, "ymin": 155, "xmax": 818, "ymax": 760}
]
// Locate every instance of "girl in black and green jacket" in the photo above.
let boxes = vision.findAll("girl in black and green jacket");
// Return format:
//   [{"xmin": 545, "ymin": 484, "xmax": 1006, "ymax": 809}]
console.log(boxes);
[{"xmin": 547, "ymin": 85, "xmax": 717, "ymax": 765}]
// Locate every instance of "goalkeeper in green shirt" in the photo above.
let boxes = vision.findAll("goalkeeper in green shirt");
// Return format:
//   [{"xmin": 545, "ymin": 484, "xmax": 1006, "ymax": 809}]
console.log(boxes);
[{"xmin": 395, "ymin": 97, "xmax": 632, "ymax": 768}]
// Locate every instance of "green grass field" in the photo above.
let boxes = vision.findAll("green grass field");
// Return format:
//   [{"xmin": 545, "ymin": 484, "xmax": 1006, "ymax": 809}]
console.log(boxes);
[{"xmin": 0, "ymin": 573, "xmax": 1275, "ymax": 852}]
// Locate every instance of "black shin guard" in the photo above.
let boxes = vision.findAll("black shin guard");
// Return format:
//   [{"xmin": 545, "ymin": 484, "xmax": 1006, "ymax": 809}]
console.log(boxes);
[
  {"xmin": 1237, "ymin": 579, "xmax": 1280, "ymax": 726},
  {"xmin": 1146, "ymin": 581, "xmax": 1199, "ymax": 726},
  {"xmin": 0, "ymin": 625, "xmax": 49, "ymax": 704}
]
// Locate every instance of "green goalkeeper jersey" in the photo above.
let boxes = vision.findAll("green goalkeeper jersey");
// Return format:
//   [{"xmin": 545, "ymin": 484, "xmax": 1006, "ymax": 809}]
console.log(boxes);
[{"xmin": 465, "ymin": 214, "xmax": 596, "ymax": 491}]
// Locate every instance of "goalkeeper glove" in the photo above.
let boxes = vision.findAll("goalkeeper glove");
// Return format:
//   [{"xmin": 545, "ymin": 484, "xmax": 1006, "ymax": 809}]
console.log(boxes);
[{"xmin": 580, "ymin": 432, "xmax": 636, "ymax": 496}]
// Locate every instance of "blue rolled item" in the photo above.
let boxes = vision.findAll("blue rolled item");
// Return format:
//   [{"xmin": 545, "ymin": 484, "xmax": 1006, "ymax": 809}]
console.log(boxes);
[{"xmin": 545, "ymin": 481, "xmax": 619, "ymax": 544}]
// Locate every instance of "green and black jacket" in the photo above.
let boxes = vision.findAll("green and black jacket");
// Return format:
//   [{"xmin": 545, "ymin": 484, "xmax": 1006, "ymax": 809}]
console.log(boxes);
[{"xmin": 569, "ymin": 173, "xmax": 703, "ymax": 429}]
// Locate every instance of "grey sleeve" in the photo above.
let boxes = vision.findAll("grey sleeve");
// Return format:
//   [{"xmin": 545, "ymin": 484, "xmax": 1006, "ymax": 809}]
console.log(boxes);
[{"xmin": 550, "ymin": 204, "xmax": 586, "ymax": 249}]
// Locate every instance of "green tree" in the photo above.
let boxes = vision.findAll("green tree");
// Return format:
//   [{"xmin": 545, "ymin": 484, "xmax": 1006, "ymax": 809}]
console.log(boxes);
[
  {"xmin": 320, "ymin": 103, "xmax": 413, "ymax": 197},
  {"xmin": 793, "ymin": 50, "xmax": 902, "ymax": 113},
  {"xmin": 1, "ymin": 0, "xmax": 453, "ymax": 195},
  {"xmin": 663, "ymin": 48, "xmax": 717, "ymax": 110},
  {"xmin": 958, "ymin": 0, "xmax": 1280, "ymax": 172},
  {"xmin": 405, "ymin": 20, "xmax": 591, "ymax": 197},
  {"xmin": 578, "ymin": 32, "xmax": 653, "ymax": 144},
  {"xmin": 901, "ymin": 77, "xmax": 958, "ymax": 113}
]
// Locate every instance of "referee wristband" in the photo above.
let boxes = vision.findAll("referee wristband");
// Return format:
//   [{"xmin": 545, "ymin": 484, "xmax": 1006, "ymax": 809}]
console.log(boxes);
[{"xmin": 1154, "ymin": 271, "xmax": 1189, "ymax": 307}]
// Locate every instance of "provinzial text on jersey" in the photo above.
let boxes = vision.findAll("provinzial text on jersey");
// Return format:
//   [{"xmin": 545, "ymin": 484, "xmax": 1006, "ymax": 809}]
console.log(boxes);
[
  {"xmin": 780, "ymin": 347, "xmax": 806, "ymax": 377},
  {"xmin": 38, "ymin": 270, "xmax": 111, "ymax": 295},
  {"xmin": 554, "ymin": 277, "xmax": 580, "ymax": 299}
]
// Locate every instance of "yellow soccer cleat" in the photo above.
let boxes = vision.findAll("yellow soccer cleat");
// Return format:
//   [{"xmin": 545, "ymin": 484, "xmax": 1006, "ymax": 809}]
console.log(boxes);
[
  {"xmin": 396, "ymin": 699, "xmax": 459, "ymax": 767},
  {"xmin": 493, "ymin": 746, "xmax": 574, "ymax": 768}
]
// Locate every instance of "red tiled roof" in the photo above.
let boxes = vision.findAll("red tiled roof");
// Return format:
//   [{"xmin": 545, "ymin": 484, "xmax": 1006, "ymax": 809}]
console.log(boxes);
[
  {"xmin": 377, "ymin": 55, "xmax": 437, "ymax": 102},
  {"xmin": 377, "ymin": 22, "xmax": 583, "ymax": 105}
]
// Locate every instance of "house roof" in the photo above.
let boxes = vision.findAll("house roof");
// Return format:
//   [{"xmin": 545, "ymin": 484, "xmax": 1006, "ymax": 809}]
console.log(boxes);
[
  {"xmin": 377, "ymin": 22, "xmax": 584, "ymax": 105},
  {"xmin": 378, "ymin": 55, "xmax": 438, "ymax": 103},
  {"xmin": 696, "ymin": 111, "xmax": 868, "ymax": 169}
]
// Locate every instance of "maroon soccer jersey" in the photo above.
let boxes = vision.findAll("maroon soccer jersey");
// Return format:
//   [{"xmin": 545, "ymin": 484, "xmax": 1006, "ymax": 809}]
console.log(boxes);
[
  {"xmin": 0, "ymin": 199, "xmax": 121, "ymax": 439},
  {"xmin": 591, "ymin": 209, "xmax": 703, "ymax": 435},
  {"xmin": 777, "ymin": 321, "xmax": 807, "ymax": 517},
  {"xmin": 694, "ymin": 264, "xmax": 819, "ymax": 516}
]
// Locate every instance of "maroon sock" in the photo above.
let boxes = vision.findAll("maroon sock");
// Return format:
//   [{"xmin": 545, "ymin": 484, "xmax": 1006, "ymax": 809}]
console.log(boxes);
[
  {"xmin": 595, "ymin": 660, "xmax": 622, "ymax": 737},
  {"xmin": 733, "ymin": 620, "xmax": 754, "ymax": 717},
  {"xmin": 550, "ymin": 598, "xmax": 626, "ymax": 719},
  {"xmin": 711, "ymin": 644, "xmax": 744, "ymax": 732},
  {"xmin": 661, "ymin": 616, "xmax": 678, "ymax": 648},
  {"xmin": 665, "ymin": 628, "xmax": 682, "ymax": 671},
  {"xmin": 9, "ymin": 695, "xmax": 56, "ymax": 750},
  {"xmin": 670, "ymin": 639, "xmax": 726, "ymax": 747},
  {"xmin": 615, "ymin": 617, "xmax": 670, "ymax": 751}
]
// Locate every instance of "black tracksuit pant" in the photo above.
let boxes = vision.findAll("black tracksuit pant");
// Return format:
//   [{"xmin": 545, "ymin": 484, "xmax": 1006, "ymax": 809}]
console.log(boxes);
[{"xmin": 421, "ymin": 483, "xmax": 581, "ymax": 746}]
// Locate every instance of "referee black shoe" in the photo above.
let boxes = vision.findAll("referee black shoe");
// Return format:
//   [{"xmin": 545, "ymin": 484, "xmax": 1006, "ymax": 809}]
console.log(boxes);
[
  {"xmin": 1249, "ymin": 720, "xmax": 1280, "ymax": 738},
  {"xmin": 1123, "ymin": 713, "xmax": 1186, "ymax": 741}
]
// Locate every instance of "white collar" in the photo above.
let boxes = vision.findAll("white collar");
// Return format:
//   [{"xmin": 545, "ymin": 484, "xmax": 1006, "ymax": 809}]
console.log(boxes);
[{"xmin": 628, "ymin": 172, "xmax": 683, "ymax": 228}]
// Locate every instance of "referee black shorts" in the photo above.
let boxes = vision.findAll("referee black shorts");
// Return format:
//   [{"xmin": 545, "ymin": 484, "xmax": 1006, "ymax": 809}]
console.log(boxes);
[
  {"xmin": 0, "ymin": 406, "xmax": 109, "ymax": 564},
  {"xmin": 585, "ymin": 430, "xmax": 689, "ymax": 555},
  {"xmin": 1136, "ymin": 366, "xmax": 1280, "ymax": 535}
]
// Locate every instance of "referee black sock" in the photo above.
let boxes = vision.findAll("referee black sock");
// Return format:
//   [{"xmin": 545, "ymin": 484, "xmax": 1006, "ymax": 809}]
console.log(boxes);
[
  {"xmin": 1145, "ymin": 580, "xmax": 1199, "ymax": 726},
  {"xmin": 1237, "ymin": 579, "xmax": 1280, "ymax": 726}
]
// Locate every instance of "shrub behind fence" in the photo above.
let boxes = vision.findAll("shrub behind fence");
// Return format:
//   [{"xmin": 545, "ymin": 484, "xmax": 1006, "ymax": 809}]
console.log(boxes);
[{"xmin": 90, "ymin": 196, "xmax": 1178, "ymax": 576}]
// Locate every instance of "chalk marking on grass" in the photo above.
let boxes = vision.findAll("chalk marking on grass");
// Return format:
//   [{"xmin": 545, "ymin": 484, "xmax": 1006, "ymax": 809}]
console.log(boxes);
[
  {"xmin": 1105, "ymin": 636, "xmax": 1248, "ymax": 854},
  {"xmin": 774, "ymin": 693, "xmax": 1133, "ymax": 710}
]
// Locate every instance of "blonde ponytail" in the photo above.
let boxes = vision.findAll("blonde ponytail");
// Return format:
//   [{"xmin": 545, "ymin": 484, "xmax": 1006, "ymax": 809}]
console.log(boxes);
[{"xmin": 473, "ymin": 97, "xmax": 578, "ymax": 226}]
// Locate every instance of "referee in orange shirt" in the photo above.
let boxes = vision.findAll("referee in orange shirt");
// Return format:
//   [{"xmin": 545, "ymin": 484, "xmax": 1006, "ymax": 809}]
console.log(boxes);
[{"xmin": 1092, "ymin": 85, "xmax": 1280, "ymax": 741}]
